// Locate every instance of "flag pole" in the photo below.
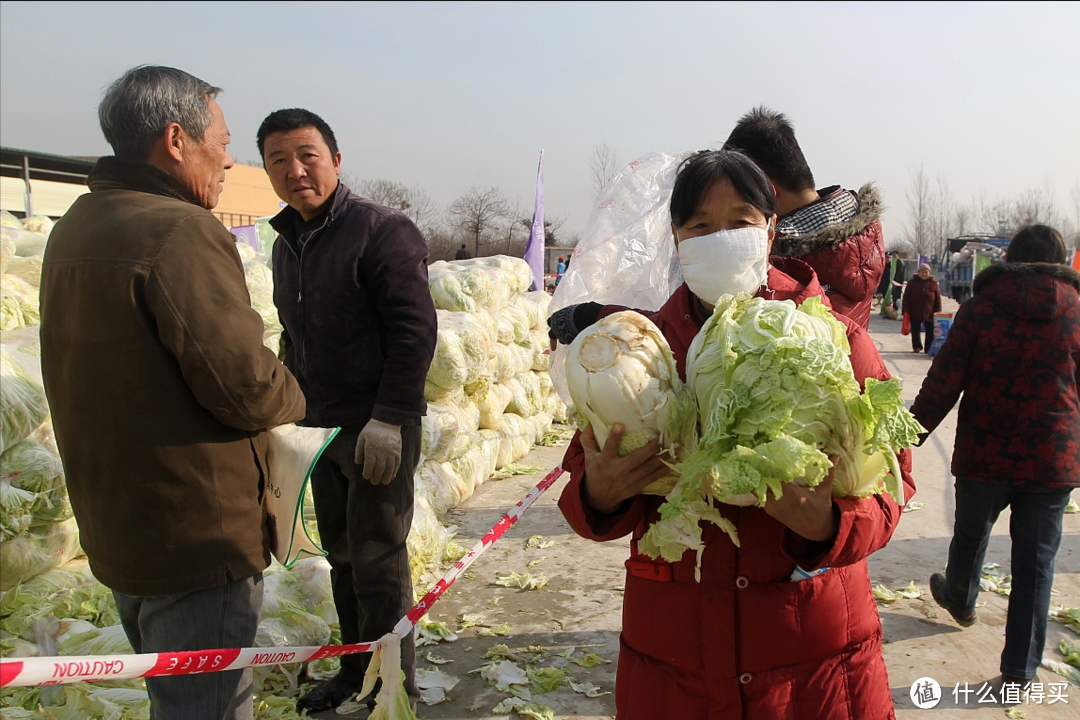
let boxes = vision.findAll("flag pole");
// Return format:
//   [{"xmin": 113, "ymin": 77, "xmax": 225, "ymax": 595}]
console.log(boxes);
[{"xmin": 523, "ymin": 151, "xmax": 545, "ymax": 291}]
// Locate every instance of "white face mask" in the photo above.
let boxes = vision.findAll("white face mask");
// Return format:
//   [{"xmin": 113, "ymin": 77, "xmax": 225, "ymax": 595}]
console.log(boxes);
[{"xmin": 676, "ymin": 225, "xmax": 771, "ymax": 305}]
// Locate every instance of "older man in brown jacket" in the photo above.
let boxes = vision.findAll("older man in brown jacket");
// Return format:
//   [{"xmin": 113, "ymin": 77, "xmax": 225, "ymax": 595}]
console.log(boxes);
[{"xmin": 39, "ymin": 66, "xmax": 305, "ymax": 720}]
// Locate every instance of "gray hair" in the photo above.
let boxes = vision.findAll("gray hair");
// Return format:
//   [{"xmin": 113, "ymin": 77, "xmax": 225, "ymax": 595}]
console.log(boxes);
[{"xmin": 98, "ymin": 66, "xmax": 222, "ymax": 161}]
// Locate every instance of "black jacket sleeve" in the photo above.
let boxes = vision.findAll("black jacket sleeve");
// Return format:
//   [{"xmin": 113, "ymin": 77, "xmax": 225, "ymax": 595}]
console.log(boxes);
[{"xmin": 361, "ymin": 214, "xmax": 438, "ymax": 426}]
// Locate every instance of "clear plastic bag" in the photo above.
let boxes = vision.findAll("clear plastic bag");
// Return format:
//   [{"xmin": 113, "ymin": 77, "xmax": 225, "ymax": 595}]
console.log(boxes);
[{"xmin": 548, "ymin": 151, "xmax": 689, "ymax": 403}]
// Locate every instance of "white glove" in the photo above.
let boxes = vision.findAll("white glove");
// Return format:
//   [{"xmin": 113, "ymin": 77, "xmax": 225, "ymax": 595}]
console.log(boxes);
[{"xmin": 355, "ymin": 419, "xmax": 402, "ymax": 485}]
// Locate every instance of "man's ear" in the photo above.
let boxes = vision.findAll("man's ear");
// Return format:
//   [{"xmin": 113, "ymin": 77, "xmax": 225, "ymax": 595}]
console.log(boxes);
[
  {"xmin": 767, "ymin": 214, "xmax": 777, "ymax": 252},
  {"xmin": 162, "ymin": 122, "xmax": 185, "ymax": 163}
]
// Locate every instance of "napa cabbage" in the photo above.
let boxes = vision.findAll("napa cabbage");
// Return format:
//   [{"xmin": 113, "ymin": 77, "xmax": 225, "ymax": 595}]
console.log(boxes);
[
  {"xmin": 565, "ymin": 311, "xmax": 698, "ymax": 495},
  {"xmin": 639, "ymin": 294, "xmax": 924, "ymax": 566}
]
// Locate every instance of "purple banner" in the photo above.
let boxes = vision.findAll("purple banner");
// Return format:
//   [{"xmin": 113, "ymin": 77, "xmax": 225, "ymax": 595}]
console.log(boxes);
[
  {"xmin": 230, "ymin": 225, "xmax": 260, "ymax": 253},
  {"xmin": 523, "ymin": 151, "xmax": 544, "ymax": 291}
]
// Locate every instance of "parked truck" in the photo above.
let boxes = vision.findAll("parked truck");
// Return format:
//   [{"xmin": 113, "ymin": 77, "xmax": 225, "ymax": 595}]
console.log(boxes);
[{"xmin": 941, "ymin": 235, "xmax": 1009, "ymax": 302}]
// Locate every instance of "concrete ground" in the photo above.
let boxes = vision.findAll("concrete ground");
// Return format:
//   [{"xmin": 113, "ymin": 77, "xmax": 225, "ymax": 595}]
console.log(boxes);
[{"xmin": 325, "ymin": 297, "xmax": 1080, "ymax": 719}]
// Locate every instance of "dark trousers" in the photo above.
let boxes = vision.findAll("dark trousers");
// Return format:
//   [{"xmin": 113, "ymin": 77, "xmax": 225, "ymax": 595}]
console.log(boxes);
[
  {"xmin": 114, "ymin": 575, "xmax": 263, "ymax": 720},
  {"xmin": 942, "ymin": 477, "xmax": 1072, "ymax": 679},
  {"xmin": 310, "ymin": 423, "xmax": 420, "ymax": 697},
  {"xmin": 911, "ymin": 319, "xmax": 935, "ymax": 352}
]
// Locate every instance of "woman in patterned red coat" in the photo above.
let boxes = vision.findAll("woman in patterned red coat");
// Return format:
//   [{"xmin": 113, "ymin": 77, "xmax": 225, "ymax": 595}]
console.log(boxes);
[{"xmin": 911, "ymin": 225, "xmax": 1080, "ymax": 687}]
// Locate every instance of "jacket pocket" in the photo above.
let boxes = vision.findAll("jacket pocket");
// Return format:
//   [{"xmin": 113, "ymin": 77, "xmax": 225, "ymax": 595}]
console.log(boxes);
[
  {"xmin": 740, "ymin": 567, "xmax": 866, "ymax": 670},
  {"xmin": 250, "ymin": 431, "xmax": 269, "ymax": 503},
  {"xmin": 622, "ymin": 573, "xmax": 703, "ymax": 672}
]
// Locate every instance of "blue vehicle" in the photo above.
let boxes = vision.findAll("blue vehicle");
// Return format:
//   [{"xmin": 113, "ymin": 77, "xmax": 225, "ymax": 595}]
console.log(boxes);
[{"xmin": 942, "ymin": 235, "xmax": 1009, "ymax": 302}]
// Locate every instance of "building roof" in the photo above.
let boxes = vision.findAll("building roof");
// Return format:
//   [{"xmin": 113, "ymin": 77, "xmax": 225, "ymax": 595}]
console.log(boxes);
[
  {"xmin": 1, "ymin": 146, "xmax": 97, "ymax": 186},
  {"xmin": 0, "ymin": 147, "xmax": 282, "ymax": 225}
]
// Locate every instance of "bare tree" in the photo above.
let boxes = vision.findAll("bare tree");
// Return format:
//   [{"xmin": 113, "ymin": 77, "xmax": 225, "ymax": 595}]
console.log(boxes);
[
  {"xmin": 423, "ymin": 224, "xmax": 459, "ymax": 263},
  {"xmin": 915, "ymin": 177, "xmax": 1080, "ymax": 254},
  {"xmin": 543, "ymin": 215, "xmax": 567, "ymax": 246},
  {"xmin": 446, "ymin": 185, "xmax": 512, "ymax": 256},
  {"xmin": 929, "ymin": 175, "xmax": 953, "ymax": 260},
  {"xmin": 1013, "ymin": 187, "xmax": 1057, "ymax": 228},
  {"xmin": 953, "ymin": 204, "xmax": 973, "ymax": 237},
  {"xmin": 973, "ymin": 192, "xmax": 1010, "ymax": 236},
  {"xmin": 508, "ymin": 213, "xmax": 569, "ymax": 258},
  {"xmin": 589, "ymin": 144, "xmax": 622, "ymax": 195},
  {"xmin": 902, "ymin": 165, "xmax": 936, "ymax": 257},
  {"xmin": 357, "ymin": 179, "xmax": 439, "ymax": 233}
]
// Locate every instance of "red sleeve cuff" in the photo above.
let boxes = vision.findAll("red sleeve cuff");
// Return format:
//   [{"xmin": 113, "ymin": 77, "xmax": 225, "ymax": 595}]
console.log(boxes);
[
  {"xmin": 558, "ymin": 470, "xmax": 643, "ymax": 542},
  {"xmin": 782, "ymin": 500, "xmax": 846, "ymax": 570}
]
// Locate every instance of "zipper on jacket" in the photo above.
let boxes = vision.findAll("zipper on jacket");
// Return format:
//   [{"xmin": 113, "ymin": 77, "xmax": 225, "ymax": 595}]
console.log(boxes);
[
  {"xmin": 283, "ymin": 214, "xmax": 333, "ymax": 377},
  {"xmin": 281, "ymin": 236, "xmax": 309, "ymax": 372}
]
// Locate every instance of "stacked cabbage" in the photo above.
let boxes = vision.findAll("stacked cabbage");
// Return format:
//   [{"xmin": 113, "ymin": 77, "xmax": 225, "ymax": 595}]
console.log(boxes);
[
  {"xmin": 417, "ymin": 256, "xmax": 568, "ymax": 528},
  {"xmin": 0, "ymin": 210, "xmax": 50, "ymax": 333}
]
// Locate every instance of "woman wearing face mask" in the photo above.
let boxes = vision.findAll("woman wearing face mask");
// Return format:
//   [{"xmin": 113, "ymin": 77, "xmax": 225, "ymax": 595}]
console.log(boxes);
[{"xmin": 558, "ymin": 150, "xmax": 913, "ymax": 719}]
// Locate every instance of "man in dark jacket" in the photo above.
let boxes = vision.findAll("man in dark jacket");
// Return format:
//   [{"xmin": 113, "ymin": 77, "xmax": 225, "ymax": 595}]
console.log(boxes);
[
  {"xmin": 723, "ymin": 107, "xmax": 886, "ymax": 328},
  {"xmin": 912, "ymin": 225, "xmax": 1080, "ymax": 691},
  {"xmin": 258, "ymin": 108, "xmax": 437, "ymax": 712},
  {"xmin": 455, "ymin": 243, "xmax": 472, "ymax": 259},
  {"xmin": 40, "ymin": 66, "xmax": 306, "ymax": 720}
]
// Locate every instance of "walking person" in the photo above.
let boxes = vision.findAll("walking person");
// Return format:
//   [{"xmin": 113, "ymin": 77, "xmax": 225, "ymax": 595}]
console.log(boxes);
[
  {"xmin": 911, "ymin": 225, "xmax": 1080, "ymax": 690},
  {"xmin": 902, "ymin": 263, "xmax": 941, "ymax": 353},
  {"xmin": 878, "ymin": 251, "xmax": 904, "ymax": 318},
  {"xmin": 258, "ymin": 108, "xmax": 437, "ymax": 712},
  {"xmin": 40, "ymin": 66, "xmax": 306, "ymax": 720}
]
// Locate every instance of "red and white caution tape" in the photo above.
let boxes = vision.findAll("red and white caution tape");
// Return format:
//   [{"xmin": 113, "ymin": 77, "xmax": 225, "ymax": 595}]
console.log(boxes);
[{"xmin": 0, "ymin": 465, "xmax": 565, "ymax": 688}]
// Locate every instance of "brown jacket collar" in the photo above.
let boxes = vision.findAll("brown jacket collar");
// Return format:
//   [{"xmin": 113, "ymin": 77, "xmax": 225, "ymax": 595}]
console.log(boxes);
[{"xmin": 88, "ymin": 156, "xmax": 201, "ymax": 206}]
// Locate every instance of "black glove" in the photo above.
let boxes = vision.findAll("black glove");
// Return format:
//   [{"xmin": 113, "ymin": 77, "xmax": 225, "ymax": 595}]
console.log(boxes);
[
  {"xmin": 547, "ymin": 302, "xmax": 603, "ymax": 345},
  {"xmin": 915, "ymin": 431, "xmax": 930, "ymax": 447}
]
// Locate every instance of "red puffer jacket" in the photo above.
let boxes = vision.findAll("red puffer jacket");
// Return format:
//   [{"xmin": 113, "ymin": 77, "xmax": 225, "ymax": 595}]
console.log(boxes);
[
  {"xmin": 559, "ymin": 259, "xmax": 914, "ymax": 720},
  {"xmin": 911, "ymin": 263, "xmax": 1080, "ymax": 487},
  {"xmin": 771, "ymin": 185, "xmax": 886, "ymax": 329}
]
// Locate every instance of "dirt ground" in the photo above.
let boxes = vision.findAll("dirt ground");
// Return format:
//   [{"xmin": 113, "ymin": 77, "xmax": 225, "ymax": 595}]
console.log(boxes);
[{"xmin": 324, "ymin": 297, "xmax": 1080, "ymax": 720}]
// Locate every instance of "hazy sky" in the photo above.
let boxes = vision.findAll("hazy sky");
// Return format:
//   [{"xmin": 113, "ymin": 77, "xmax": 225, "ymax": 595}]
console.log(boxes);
[{"xmin": 2, "ymin": 1, "xmax": 1078, "ymax": 242}]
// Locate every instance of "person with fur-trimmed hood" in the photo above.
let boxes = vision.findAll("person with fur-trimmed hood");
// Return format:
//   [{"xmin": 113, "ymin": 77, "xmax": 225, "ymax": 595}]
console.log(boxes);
[
  {"xmin": 911, "ymin": 225, "xmax": 1080, "ymax": 690},
  {"xmin": 723, "ymin": 107, "xmax": 885, "ymax": 328}
]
